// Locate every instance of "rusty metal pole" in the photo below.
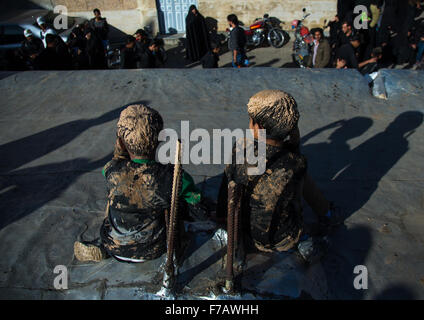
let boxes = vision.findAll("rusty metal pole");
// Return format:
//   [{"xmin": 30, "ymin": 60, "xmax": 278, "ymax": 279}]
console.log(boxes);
[
  {"xmin": 162, "ymin": 140, "xmax": 181, "ymax": 293},
  {"xmin": 233, "ymin": 187, "xmax": 241, "ymax": 254},
  {"xmin": 226, "ymin": 180, "xmax": 236, "ymax": 292}
]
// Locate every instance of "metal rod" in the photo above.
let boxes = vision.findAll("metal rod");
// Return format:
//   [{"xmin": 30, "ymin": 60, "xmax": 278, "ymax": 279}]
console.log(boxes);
[
  {"xmin": 226, "ymin": 180, "xmax": 236, "ymax": 291},
  {"xmin": 163, "ymin": 140, "xmax": 181, "ymax": 290}
]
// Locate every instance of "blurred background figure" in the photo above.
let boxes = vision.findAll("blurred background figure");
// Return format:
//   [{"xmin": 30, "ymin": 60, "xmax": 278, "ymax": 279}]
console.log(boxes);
[
  {"xmin": 138, "ymin": 38, "xmax": 164, "ymax": 68},
  {"xmin": 36, "ymin": 16, "xmax": 56, "ymax": 47},
  {"xmin": 185, "ymin": 5, "xmax": 210, "ymax": 62},
  {"xmin": 84, "ymin": 28, "xmax": 106, "ymax": 69},
  {"xmin": 34, "ymin": 34, "xmax": 65, "ymax": 70},
  {"xmin": 17, "ymin": 29, "xmax": 44, "ymax": 69},
  {"xmin": 120, "ymin": 36, "xmax": 138, "ymax": 69},
  {"xmin": 200, "ymin": 42, "xmax": 220, "ymax": 68},
  {"xmin": 309, "ymin": 28, "xmax": 331, "ymax": 68},
  {"xmin": 89, "ymin": 8, "xmax": 109, "ymax": 51}
]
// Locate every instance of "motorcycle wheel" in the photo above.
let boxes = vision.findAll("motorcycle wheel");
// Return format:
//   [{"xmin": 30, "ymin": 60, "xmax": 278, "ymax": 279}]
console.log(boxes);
[{"xmin": 268, "ymin": 29, "xmax": 285, "ymax": 48}]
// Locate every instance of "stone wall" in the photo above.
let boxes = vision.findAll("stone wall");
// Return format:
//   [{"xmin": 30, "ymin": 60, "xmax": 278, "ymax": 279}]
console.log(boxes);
[
  {"xmin": 29, "ymin": 0, "xmax": 337, "ymax": 35},
  {"xmin": 31, "ymin": 0, "xmax": 158, "ymax": 35},
  {"xmin": 198, "ymin": 0, "xmax": 337, "ymax": 31}
]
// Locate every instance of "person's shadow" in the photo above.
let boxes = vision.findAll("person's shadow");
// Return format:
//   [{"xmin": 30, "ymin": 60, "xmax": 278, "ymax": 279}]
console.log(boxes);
[
  {"xmin": 0, "ymin": 103, "xmax": 146, "ymax": 230},
  {"xmin": 301, "ymin": 111, "xmax": 423, "ymax": 298},
  {"xmin": 0, "ymin": 107, "xmax": 123, "ymax": 174},
  {"xmin": 301, "ymin": 111, "xmax": 423, "ymax": 220}
]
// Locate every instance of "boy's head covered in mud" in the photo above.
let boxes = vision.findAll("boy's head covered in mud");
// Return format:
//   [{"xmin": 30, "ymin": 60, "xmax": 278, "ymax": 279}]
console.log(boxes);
[
  {"xmin": 116, "ymin": 104, "xmax": 163, "ymax": 158},
  {"xmin": 247, "ymin": 89, "xmax": 299, "ymax": 142}
]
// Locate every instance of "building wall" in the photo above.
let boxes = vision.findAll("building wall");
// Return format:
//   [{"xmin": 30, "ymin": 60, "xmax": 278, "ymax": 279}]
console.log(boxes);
[
  {"xmin": 198, "ymin": 0, "xmax": 337, "ymax": 31},
  {"xmin": 30, "ymin": 0, "xmax": 337, "ymax": 35},
  {"xmin": 32, "ymin": 0, "xmax": 159, "ymax": 35}
]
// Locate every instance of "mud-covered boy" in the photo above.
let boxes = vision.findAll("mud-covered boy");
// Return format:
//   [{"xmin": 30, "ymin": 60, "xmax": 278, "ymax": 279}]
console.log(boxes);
[
  {"xmin": 74, "ymin": 104, "xmax": 201, "ymax": 263},
  {"xmin": 218, "ymin": 90, "xmax": 341, "ymax": 263}
]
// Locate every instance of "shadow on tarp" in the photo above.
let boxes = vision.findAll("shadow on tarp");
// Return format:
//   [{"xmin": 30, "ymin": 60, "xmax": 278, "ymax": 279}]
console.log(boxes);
[
  {"xmin": 303, "ymin": 111, "xmax": 422, "ymax": 298},
  {"xmin": 0, "ymin": 102, "xmax": 150, "ymax": 230},
  {"xmin": 302, "ymin": 111, "xmax": 423, "ymax": 221},
  {"xmin": 373, "ymin": 284, "xmax": 417, "ymax": 300}
]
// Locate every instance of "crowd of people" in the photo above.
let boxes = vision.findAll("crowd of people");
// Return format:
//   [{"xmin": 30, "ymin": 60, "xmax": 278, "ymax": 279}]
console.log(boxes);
[
  {"xmin": 307, "ymin": 0, "xmax": 424, "ymax": 71},
  {"xmin": 15, "ymin": 8, "xmax": 166, "ymax": 70},
  {"xmin": 12, "ymin": 1, "xmax": 424, "ymax": 71}
]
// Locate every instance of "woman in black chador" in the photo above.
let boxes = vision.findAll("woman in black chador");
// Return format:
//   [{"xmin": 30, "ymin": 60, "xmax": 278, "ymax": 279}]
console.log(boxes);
[{"xmin": 185, "ymin": 5, "xmax": 210, "ymax": 62}]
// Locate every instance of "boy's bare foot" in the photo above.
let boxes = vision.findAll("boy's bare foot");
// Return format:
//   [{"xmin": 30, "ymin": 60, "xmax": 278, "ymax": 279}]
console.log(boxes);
[{"xmin": 74, "ymin": 241, "xmax": 107, "ymax": 262}]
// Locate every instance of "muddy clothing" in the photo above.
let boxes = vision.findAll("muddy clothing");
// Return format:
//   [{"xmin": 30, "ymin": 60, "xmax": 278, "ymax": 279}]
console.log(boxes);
[
  {"xmin": 100, "ymin": 150, "xmax": 201, "ymax": 260},
  {"xmin": 219, "ymin": 139, "xmax": 307, "ymax": 252}
]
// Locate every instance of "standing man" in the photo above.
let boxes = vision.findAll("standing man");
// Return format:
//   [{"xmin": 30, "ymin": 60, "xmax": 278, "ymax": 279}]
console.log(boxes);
[
  {"xmin": 309, "ymin": 28, "xmax": 331, "ymax": 68},
  {"xmin": 89, "ymin": 8, "xmax": 109, "ymax": 50},
  {"xmin": 36, "ymin": 16, "xmax": 56, "ymax": 48},
  {"xmin": 84, "ymin": 28, "xmax": 106, "ymax": 69},
  {"xmin": 227, "ymin": 14, "xmax": 247, "ymax": 68},
  {"xmin": 336, "ymin": 21, "xmax": 355, "ymax": 50}
]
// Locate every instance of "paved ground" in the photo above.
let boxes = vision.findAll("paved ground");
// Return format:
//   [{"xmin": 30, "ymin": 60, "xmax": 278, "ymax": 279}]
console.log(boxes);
[
  {"xmin": 0, "ymin": 68, "xmax": 423, "ymax": 300},
  {"xmin": 163, "ymin": 36, "xmax": 296, "ymax": 69}
]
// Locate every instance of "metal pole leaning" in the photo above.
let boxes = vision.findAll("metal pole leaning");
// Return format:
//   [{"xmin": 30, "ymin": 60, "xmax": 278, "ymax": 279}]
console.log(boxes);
[
  {"xmin": 162, "ymin": 140, "xmax": 182, "ymax": 295},
  {"xmin": 225, "ymin": 180, "xmax": 236, "ymax": 292}
]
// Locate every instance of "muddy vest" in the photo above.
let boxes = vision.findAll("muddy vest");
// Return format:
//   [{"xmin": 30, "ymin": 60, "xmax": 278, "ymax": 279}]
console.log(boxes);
[
  {"xmin": 101, "ymin": 158, "xmax": 173, "ymax": 260},
  {"xmin": 226, "ymin": 143, "xmax": 307, "ymax": 252}
]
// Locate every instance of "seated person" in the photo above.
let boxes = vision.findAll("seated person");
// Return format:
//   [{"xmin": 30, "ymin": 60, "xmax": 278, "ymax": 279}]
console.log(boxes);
[
  {"xmin": 217, "ymin": 90, "xmax": 342, "ymax": 264},
  {"xmin": 18, "ymin": 29, "xmax": 44, "ymax": 68},
  {"xmin": 120, "ymin": 36, "xmax": 139, "ymax": 69},
  {"xmin": 359, "ymin": 47, "xmax": 383, "ymax": 75},
  {"xmin": 138, "ymin": 39, "xmax": 165, "ymax": 68},
  {"xmin": 34, "ymin": 34, "xmax": 68, "ymax": 70},
  {"xmin": 74, "ymin": 104, "xmax": 202, "ymax": 263},
  {"xmin": 200, "ymin": 42, "xmax": 220, "ymax": 68},
  {"xmin": 336, "ymin": 35, "xmax": 361, "ymax": 69}
]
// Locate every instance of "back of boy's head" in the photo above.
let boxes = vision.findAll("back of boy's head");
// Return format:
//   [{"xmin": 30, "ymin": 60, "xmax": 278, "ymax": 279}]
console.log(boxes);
[
  {"xmin": 117, "ymin": 104, "xmax": 163, "ymax": 157},
  {"xmin": 247, "ymin": 90, "xmax": 299, "ymax": 140}
]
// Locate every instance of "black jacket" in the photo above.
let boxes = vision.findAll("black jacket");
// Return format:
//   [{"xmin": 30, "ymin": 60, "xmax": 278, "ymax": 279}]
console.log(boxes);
[
  {"xmin": 34, "ymin": 47, "xmax": 66, "ymax": 70},
  {"xmin": 200, "ymin": 51, "xmax": 219, "ymax": 68},
  {"xmin": 138, "ymin": 48, "xmax": 157, "ymax": 68},
  {"xmin": 228, "ymin": 26, "xmax": 247, "ymax": 52},
  {"xmin": 89, "ymin": 17, "xmax": 109, "ymax": 40},
  {"xmin": 120, "ymin": 46, "xmax": 139, "ymax": 69},
  {"xmin": 19, "ymin": 37, "xmax": 44, "ymax": 59},
  {"xmin": 337, "ymin": 43, "xmax": 359, "ymax": 69}
]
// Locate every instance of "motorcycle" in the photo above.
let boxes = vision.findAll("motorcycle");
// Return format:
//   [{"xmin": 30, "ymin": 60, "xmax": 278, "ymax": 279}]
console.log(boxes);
[
  {"xmin": 292, "ymin": 8, "xmax": 314, "ymax": 68},
  {"xmin": 226, "ymin": 14, "xmax": 287, "ymax": 48}
]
